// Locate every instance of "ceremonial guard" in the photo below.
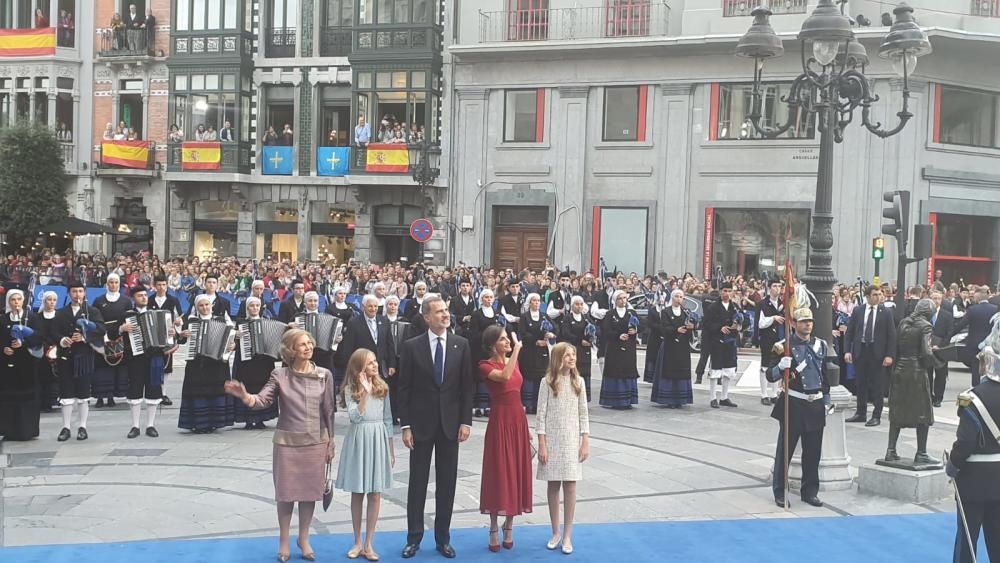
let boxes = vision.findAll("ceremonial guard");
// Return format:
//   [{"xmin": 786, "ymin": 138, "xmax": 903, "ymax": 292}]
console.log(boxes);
[
  {"xmin": 597, "ymin": 290, "xmax": 640, "ymax": 410},
  {"xmin": 449, "ymin": 278, "xmax": 476, "ymax": 338},
  {"xmin": 769, "ymin": 308, "xmax": 832, "ymax": 508},
  {"xmin": 558, "ymin": 296, "xmax": 595, "ymax": 402},
  {"xmin": 233, "ymin": 296, "xmax": 279, "ymax": 430},
  {"xmin": 757, "ymin": 280, "xmax": 786, "ymax": 406},
  {"xmin": 54, "ymin": 283, "xmax": 106, "ymax": 441},
  {"xmin": 328, "ymin": 286, "xmax": 356, "ymax": 393},
  {"xmin": 518, "ymin": 293, "xmax": 553, "ymax": 414},
  {"xmin": 120, "ymin": 286, "xmax": 173, "ymax": 438},
  {"xmin": 469, "ymin": 289, "xmax": 505, "ymax": 417},
  {"xmin": 0, "ymin": 290, "xmax": 42, "ymax": 441},
  {"xmin": 92, "ymin": 273, "xmax": 132, "ymax": 407},
  {"xmin": 651, "ymin": 289, "xmax": 696, "ymax": 408},
  {"xmin": 177, "ymin": 294, "xmax": 235, "ymax": 433},
  {"xmin": 149, "ymin": 275, "xmax": 183, "ymax": 406},
  {"xmin": 383, "ymin": 295, "xmax": 410, "ymax": 425},
  {"xmin": 704, "ymin": 282, "xmax": 742, "ymax": 408},
  {"xmin": 947, "ymin": 315, "xmax": 1000, "ymax": 563}
]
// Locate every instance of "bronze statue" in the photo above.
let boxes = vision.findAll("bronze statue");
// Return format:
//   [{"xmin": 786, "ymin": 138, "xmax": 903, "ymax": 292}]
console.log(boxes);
[{"xmin": 878, "ymin": 298, "xmax": 945, "ymax": 470}]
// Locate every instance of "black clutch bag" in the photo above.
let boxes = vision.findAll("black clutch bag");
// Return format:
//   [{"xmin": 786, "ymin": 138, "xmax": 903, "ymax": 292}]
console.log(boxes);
[{"xmin": 322, "ymin": 462, "xmax": 333, "ymax": 512}]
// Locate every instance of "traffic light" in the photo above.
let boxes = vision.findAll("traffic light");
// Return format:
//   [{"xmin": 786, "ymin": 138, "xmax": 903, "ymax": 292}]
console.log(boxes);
[
  {"xmin": 872, "ymin": 237, "xmax": 885, "ymax": 260},
  {"xmin": 881, "ymin": 190, "xmax": 910, "ymax": 250}
]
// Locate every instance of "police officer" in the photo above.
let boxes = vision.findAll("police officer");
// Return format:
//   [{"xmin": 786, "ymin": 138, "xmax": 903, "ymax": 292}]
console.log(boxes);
[
  {"xmin": 947, "ymin": 325, "xmax": 1000, "ymax": 563},
  {"xmin": 769, "ymin": 308, "xmax": 833, "ymax": 508}
]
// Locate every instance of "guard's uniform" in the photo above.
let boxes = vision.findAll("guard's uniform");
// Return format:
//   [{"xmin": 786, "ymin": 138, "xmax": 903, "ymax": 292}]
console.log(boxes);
[
  {"xmin": 948, "ymin": 379, "xmax": 1000, "ymax": 563},
  {"xmin": 767, "ymin": 330, "xmax": 832, "ymax": 504}
]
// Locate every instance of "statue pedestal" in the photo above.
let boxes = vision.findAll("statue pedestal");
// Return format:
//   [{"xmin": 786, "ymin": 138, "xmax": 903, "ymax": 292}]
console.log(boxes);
[
  {"xmin": 788, "ymin": 385, "xmax": 855, "ymax": 492},
  {"xmin": 857, "ymin": 463, "xmax": 949, "ymax": 503}
]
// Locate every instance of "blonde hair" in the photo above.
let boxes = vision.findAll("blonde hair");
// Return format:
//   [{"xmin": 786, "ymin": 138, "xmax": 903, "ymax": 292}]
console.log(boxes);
[
  {"xmin": 545, "ymin": 342, "xmax": 582, "ymax": 397},
  {"xmin": 280, "ymin": 328, "xmax": 315, "ymax": 365},
  {"xmin": 344, "ymin": 348, "xmax": 389, "ymax": 404}
]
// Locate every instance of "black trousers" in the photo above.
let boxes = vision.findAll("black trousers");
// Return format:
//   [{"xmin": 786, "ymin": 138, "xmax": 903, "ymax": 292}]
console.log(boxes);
[
  {"xmin": 695, "ymin": 346, "xmax": 712, "ymax": 376},
  {"xmin": 387, "ymin": 373, "xmax": 399, "ymax": 422},
  {"xmin": 954, "ymin": 500, "xmax": 1000, "ymax": 563},
  {"xmin": 772, "ymin": 423, "xmax": 823, "ymax": 500},
  {"xmin": 854, "ymin": 350, "xmax": 885, "ymax": 418},
  {"xmin": 407, "ymin": 423, "xmax": 459, "ymax": 547},
  {"xmin": 926, "ymin": 364, "xmax": 949, "ymax": 403},
  {"xmin": 964, "ymin": 358, "xmax": 983, "ymax": 388}
]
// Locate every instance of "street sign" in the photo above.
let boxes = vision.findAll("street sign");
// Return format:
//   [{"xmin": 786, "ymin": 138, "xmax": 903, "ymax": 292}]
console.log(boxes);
[{"xmin": 410, "ymin": 218, "xmax": 434, "ymax": 243}]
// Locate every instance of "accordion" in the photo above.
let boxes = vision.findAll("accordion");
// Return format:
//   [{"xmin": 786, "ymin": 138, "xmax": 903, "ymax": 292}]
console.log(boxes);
[
  {"xmin": 390, "ymin": 320, "xmax": 411, "ymax": 351},
  {"xmin": 126, "ymin": 310, "xmax": 176, "ymax": 355},
  {"xmin": 238, "ymin": 318, "xmax": 286, "ymax": 360},
  {"xmin": 296, "ymin": 313, "xmax": 342, "ymax": 352},
  {"xmin": 186, "ymin": 318, "xmax": 236, "ymax": 362}
]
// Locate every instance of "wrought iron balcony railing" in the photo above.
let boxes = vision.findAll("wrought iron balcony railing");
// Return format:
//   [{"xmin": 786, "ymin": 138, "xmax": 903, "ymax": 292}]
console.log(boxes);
[
  {"xmin": 723, "ymin": 0, "xmax": 807, "ymax": 17},
  {"xmin": 265, "ymin": 27, "xmax": 296, "ymax": 58},
  {"xmin": 320, "ymin": 26, "xmax": 352, "ymax": 56},
  {"xmin": 478, "ymin": 2, "xmax": 671, "ymax": 43},
  {"xmin": 971, "ymin": 0, "xmax": 1000, "ymax": 17},
  {"xmin": 98, "ymin": 26, "xmax": 155, "ymax": 57}
]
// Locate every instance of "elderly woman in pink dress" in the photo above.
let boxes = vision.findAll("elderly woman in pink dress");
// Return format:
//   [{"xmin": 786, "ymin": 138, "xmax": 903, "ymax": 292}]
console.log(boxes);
[{"xmin": 226, "ymin": 328, "xmax": 336, "ymax": 562}]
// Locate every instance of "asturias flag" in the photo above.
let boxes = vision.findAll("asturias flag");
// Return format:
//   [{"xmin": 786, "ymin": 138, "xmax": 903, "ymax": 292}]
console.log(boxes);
[
  {"xmin": 317, "ymin": 147, "xmax": 351, "ymax": 177},
  {"xmin": 101, "ymin": 140, "xmax": 150, "ymax": 169},
  {"xmin": 181, "ymin": 142, "xmax": 221, "ymax": 170},
  {"xmin": 261, "ymin": 146, "xmax": 294, "ymax": 175},
  {"xmin": 365, "ymin": 143, "xmax": 409, "ymax": 173},
  {"xmin": 0, "ymin": 28, "xmax": 56, "ymax": 57}
]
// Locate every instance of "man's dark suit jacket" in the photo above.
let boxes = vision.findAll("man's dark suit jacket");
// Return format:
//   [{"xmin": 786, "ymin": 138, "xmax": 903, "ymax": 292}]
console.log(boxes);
[
  {"xmin": 931, "ymin": 305, "xmax": 955, "ymax": 347},
  {"xmin": 956, "ymin": 301, "xmax": 1000, "ymax": 359},
  {"xmin": 277, "ymin": 297, "xmax": 305, "ymax": 324},
  {"xmin": 397, "ymin": 331, "xmax": 473, "ymax": 442},
  {"xmin": 844, "ymin": 303, "xmax": 897, "ymax": 361},
  {"xmin": 341, "ymin": 313, "xmax": 391, "ymax": 375}
]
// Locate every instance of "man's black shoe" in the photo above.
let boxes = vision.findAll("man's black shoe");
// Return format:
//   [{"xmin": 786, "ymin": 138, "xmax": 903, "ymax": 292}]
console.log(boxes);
[
  {"xmin": 865, "ymin": 417, "xmax": 881, "ymax": 427},
  {"xmin": 932, "ymin": 401, "xmax": 942, "ymax": 408},
  {"xmin": 802, "ymin": 496, "xmax": 824, "ymax": 507},
  {"xmin": 77, "ymin": 427, "xmax": 88, "ymax": 441},
  {"xmin": 710, "ymin": 399, "xmax": 720, "ymax": 409},
  {"xmin": 719, "ymin": 399, "xmax": 738, "ymax": 408},
  {"xmin": 146, "ymin": 427, "xmax": 159, "ymax": 438},
  {"xmin": 57, "ymin": 427, "xmax": 71, "ymax": 442},
  {"xmin": 436, "ymin": 544, "xmax": 456, "ymax": 559},
  {"xmin": 401, "ymin": 544, "xmax": 420, "ymax": 559},
  {"xmin": 95, "ymin": 398, "xmax": 105, "ymax": 408},
  {"xmin": 160, "ymin": 396, "xmax": 173, "ymax": 406},
  {"xmin": 775, "ymin": 496, "xmax": 788, "ymax": 508},
  {"xmin": 107, "ymin": 398, "xmax": 116, "ymax": 407},
  {"xmin": 761, "ymin": 398, "xmax": 770, "ymax": 406},
  {"xmin": 845, "ymin": 414, "xmax": 866, "ymax": 423},
  {"xmin": 127, "ymin": 427, "xmax": 141, "ymax": 439}
]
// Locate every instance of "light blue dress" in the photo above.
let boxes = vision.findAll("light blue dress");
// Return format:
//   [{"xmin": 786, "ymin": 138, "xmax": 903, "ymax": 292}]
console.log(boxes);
[{"xmin": 335, "ymin": 383, "xmax": 394, "ymax": 493}]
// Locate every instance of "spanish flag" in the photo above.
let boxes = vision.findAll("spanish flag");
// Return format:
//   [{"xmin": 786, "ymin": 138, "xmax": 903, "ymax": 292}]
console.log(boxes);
[
  {"xmin": 0, "ymin": 28, "xmax": 56, "ymax": 57},
  {"xmin": 101, "ymin": 140, "xmax": 150, "ymax": 169},
  {"xmin": 181, "ymin": 142, "xmax": 222, "ymax": 170},
  {"xmin": 365, "ymin": 143, "xmax": 410, "ymax": 173}
]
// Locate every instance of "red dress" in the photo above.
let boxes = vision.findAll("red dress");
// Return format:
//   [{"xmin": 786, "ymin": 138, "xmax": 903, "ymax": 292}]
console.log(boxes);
[{"xmin": 478, "ymin": 359, "xmax": 533, "ymax": 516}]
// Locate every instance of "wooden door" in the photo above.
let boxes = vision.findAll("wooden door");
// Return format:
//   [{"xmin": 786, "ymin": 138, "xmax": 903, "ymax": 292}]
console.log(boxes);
[{"xmin": 493, "ymin": 226, "xmax": 548, "ymax": 272}]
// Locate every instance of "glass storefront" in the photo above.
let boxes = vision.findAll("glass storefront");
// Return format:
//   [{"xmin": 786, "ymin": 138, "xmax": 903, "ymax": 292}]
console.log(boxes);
[
  {"xmin": 193, "ymin": 200, "xmax": 239, "ymax": 258},
  {"xmin": 597, "ymin": 207, "xmax": 647, "ymax": 275},
  {"xmin": 711, "ymin": 208, "xmax": 809, "ymax": 279}
]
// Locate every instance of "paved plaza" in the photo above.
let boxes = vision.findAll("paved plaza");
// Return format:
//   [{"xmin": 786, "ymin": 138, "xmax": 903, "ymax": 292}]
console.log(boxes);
[{"xmin": 0, "ymin": 352, "xmax": 970, "ymax": 559}]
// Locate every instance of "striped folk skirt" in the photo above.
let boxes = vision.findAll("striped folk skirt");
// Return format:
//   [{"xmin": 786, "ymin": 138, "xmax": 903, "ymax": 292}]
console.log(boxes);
[{"xmin": 599, "ymin": 377, "xmax": 638, "ymax": 409}]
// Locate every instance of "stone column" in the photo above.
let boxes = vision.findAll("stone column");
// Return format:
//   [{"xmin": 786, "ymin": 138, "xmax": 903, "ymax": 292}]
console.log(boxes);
[
  {"xmin": 658, "ymin": 84, "xmax": 694, "ymax": 269},
  {"xmin": 72, "ymin": 93, "xmax": 80, "ymax": 167},
  {"xmin": 28, "ymin": 87, "xmax": 35, "ymax": 121},
  {"xmin": 788, "ymin": 385, "xmax": 855, "ymax": 492},
  {"xmin": 553, "ymin": 86, "xmax": 588, "ymax": 270},
  {"xmin": 141, "ymin": 91, "xmax": 150, "ymax": 140},
  {"xmin": 290, "ymin": 73, "xmax": 302, "ymax": 175},
  {"xmin": 298, "ymin": 71, "xmax": 313, "ymax": 174},
  {"xmin": 299, "ymin": 0, "xmax": 314, "ymax": 57},
  {"xmin": 46, "ymin": 89, "xmax": 56, "ymax": 127},
  {"xmin": 296, "ymin": 189, "xmax": 312, "ymax": 260},
  {"xmin": 237, "ymin": 198, "xmax": 254, "ymax": 261},
  {"xmin": 353, "ymin": 196, "xmax": 372, "ymax": 263},
  {"xmin": 169, "ymin": 183, "xmax": 194, "ymax": 257},
  {"xmin": 452, "ymin": 87, "xmax": 488, "ymax": 264}
]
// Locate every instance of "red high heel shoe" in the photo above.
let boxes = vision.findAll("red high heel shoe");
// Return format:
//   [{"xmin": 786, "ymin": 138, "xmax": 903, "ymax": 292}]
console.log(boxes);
[
  {"xmin": 488, "ymin": 527, "xmax": 500, "ymax": 553},
  {"xmin": 502, "ymin": 524, "xmax": 514, "ymax": 550}
]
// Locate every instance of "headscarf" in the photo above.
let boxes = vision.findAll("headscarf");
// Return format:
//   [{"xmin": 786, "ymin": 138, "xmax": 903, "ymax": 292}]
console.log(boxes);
[
  {"xmin": 194, "ymin": 293, "xmax": 212, "ymax": 316},
  {"xmin": 5, "ymin": 289, "xmax": 24, "ymax": 314},
  {"xmin": 38, "ymin": 290, "xmax": 58, "ymax": 312},
  {"xmin": 978, "ymin": 313, "xmax": 1000, "ymax": 383},
  {"xmin": 245, "ymin": 296, "xmax": 262, "ymax": 318},
  {"xmin": 479, "ymin": 288, "xmax": 494, "ymax": 308}
]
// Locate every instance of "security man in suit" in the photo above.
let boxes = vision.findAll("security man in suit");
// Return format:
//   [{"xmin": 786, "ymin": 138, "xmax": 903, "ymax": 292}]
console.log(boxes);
[
  {"xmin": 928, "ymin": 290, "xmax": 955, "ymax": 407},
  {"xmin": 845, "ymin": 285, "xmax": 897, "ymax": 427},
  {"xmin": 947, "ymin": 321, "xmax": 1000, "ymax": 563},
  {"xmin": 954, "ymin": 288, "xmax": 1000, "ymax": 387},
  {"xmin": 277, "ymin": 279, "xmax": 306, "ymax": 324}
]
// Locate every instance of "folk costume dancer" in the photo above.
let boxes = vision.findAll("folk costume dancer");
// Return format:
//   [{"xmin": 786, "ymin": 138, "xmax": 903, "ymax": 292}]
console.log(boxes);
[
  {"xmin": 120, "ymin": 285, "xmax": 176, "ymax": 438},
  {"xmin": 597, "ymin": 290, "xmax": 640, "ymax": 410},
  {"xmin": 559, "ymin": 296, "xmax": 595, "ymax": 402},
  {"xmin": 757, "ymin": 280, "xmax": 786, "ymax": 406},
  {"xmin": 705, "ymin": 283, "xmax": 741, "ymax": 409},
  {"xmin": 34, "ymin": 290, "xmax": 61, "ymax": 412},
  {"xmin": 469, "ymin": 289, "xmax": 505, "ymax": 417},
  {"xmin": 329, "ymin": 286, "xmax": 356, "ymax": 393},
  {"xmin": 651, "ymin": 289, "xmax": 696, "ymax": 408},
  {"xmin": 54, "ymin": 283, "xmax": 106, "ymax": 441},
  {"xmin": 177, "ymin": 294, "xmax": 235, "ymax": 433},
  {"xmin": 449, "ymin": 279, "xmax": 476, "ymax": 339},
  {"xmin": 233, "ymin": 296, "xmax": 280, "ymax": 429},
  {"xmin": 92, "ymin": 273, "xmax": 132, "ymax": 407},
  {"xmin": 0, "ymin": 290, "xmax": 42, "ymax": 441},
  {"xmin": 149, "ymin": 275, "xmax": 183, "ymax": 406},
  {"xmin": 518, "ymin": 293, "xmax": 553, "ymax": 415}
]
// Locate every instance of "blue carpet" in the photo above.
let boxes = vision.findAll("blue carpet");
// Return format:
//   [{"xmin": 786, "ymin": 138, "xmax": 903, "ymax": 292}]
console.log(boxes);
[{"xmin": 0, "ymin": 513, "xmax": 977, "ymax": 563}]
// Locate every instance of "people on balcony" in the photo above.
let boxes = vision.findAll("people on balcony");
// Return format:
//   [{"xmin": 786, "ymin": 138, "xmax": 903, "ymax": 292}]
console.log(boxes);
[
  {"xmin": 169, "ymin": 124, "xmax": 184, "ymax": 143},
  {"xmin": 56, "ymin": 123, "xmax": 72, "ymax": 144},
  {"xmin": 203, "ymin": 126, "xmax": 218, "ymax": 142},
  {"xmin": 113, "ymin": 126, "xmax": 127, "ymax": 141},
  {"xmin": 127, "ymin": 128, "xmax": 139, "ymax": 141},
  {"xmin": 281, "ymin": 124, "xmax": 294, "ymax": 146},
  {"xmin": 327, "ymin": 129, "xmax": 340, "ymax": 146},
  {"xmin": 263, "ymin": 126, "xmax": 279, "ymax": 146},
  {"xmin": 194, "ymin": 124, "xmax": 208, "ymax": 141},
  {"xmin": 220, "ymin": 121, "xmax": 235, "ymax": 142},
  {"xmin": 110, "ymin": 13, "xmax": 126, "ymax": 51},
  {"xmin": 354, "ymin": 115, "xmax": 371, "ymax": 148},
  {"xmin": 103, "ymin": 123, "xmax": 115, "ymax": 141},
  {"xmin": 58, "ymin": 10, "xmax": 75, "ymax": 47},
  {"xmin": 35, "ymin": 8, "xmax": 48, "ymax": 28},
  {"xmin": 141, "ymin": 8, "xmax": 156, "ymax": 52},
  {"xmin": 125, "ymin": 3, "xmax": 143, "ymax": 52}
]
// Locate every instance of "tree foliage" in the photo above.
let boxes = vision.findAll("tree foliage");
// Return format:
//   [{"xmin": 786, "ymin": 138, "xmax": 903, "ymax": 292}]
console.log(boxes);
[{"xmin": 0, "ymin": 123, "xmax": 69, "ymax": 246}]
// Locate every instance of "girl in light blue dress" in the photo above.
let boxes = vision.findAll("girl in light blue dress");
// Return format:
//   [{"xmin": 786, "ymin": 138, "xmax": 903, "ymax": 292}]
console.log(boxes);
[{"xmin": 336, "ymin": 348, "xmax": 395, "ymax": 561}]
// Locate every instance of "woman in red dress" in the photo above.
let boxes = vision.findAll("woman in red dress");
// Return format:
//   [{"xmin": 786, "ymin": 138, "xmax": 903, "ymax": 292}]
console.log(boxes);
[{"xmin": 478, "ymin": 325, "xmax": 533, "ymax": 552}]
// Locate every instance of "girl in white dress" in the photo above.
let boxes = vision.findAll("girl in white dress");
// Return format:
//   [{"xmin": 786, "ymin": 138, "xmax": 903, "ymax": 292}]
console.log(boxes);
[{"xmin": 536, "ymin": 342, "xmax": 590, "ymax": 555}]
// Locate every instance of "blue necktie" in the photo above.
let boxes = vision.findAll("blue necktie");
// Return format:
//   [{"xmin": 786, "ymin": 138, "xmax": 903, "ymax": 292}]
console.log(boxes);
[
  {"xmin": 434, "ymin": 337, "xmax": 444, "ymax": 386},
  {"xmin": 932, "ymin": 312, "xmax": 938, "ymax": 327}
]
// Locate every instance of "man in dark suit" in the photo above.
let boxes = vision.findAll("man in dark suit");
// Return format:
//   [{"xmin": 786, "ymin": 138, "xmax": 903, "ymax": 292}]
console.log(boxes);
[
  {"xmin": 955, "ymin": 288, "xmax": 1000, "ymax": 386},
  {"xmin": 277, "ymin": 279, "xmax": 306, "ymax": 323},
  {"xmin": 341, "ymin": 294, "xmax": 391, "ymax": 377},
  {"xmin": 398, "ymin": 294, "xmax": 473, "ymax": 559},
  {"xmin": 845, "ymin": 285, "xmax": 897, "ymax": 426},
  {"xmin": 927, "ymin": 290, "xmax": 954, "ymax": 407}
]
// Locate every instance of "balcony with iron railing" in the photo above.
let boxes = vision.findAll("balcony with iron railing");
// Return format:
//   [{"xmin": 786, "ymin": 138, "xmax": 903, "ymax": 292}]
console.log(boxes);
[
  {"xmin": 96, "ymin": 141, "xmax": 159, "ymax": 177},
  {"xmin": 265, "ymin": 27, "xmax": 297, "ymax": 57},
  {"xmin": 972, "ymin": 0, "xmax": 1000, "ymax": 17},
  {"xmin": 320, "ymin": 26, "xmax": 352, "ymax": 56},
  {"xmin": 97, "ymin": 26, "xmax": 156, "ymax": 59},
  {"xmin": 59, "ymin": 142, "xmax": 75, "ymax": 173},
  {"xmin": 477, "ymin": 2, "xmax": 671, "ymax": 43},
  {"xmin": 166, "ymin": 141, "xmax": 253, "ymax": 174},
  {"xmin": 722, "ymin": 0, "xmax": 807, "ymax": 17}
]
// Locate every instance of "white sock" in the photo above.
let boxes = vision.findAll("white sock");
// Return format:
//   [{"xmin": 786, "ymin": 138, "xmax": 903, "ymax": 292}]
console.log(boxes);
[
  {"xmin": 61, "ymin": 404, "xmax": 73, "ymax": 429},
  {"xmin": 710, "ymin": 378, "xmax": 719, "ymax": 399},
  {"xmin": 721, "ymin": 379, "xmax": 730, "ymax": 400},
  {"xmin": 146, "ymin": 404, "xmax": 158, "ymax": 428},
  {"xmin": 759, "ymin": 369, "xmax": 768, "ymax": 398},
  {"xmin": 130, "ymin": 403, "xmax": 141, "ymax": 428},
  {"xmin": 78, "ymin": 401, "xmax": 90, "ymax": 429}
]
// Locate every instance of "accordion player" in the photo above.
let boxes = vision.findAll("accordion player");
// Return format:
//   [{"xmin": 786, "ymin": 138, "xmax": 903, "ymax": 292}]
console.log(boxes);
[
  {"xmin": 295, "ymin": 313, "xmax": 342, "ymax": 353},
  {"xmin": 177, "ymin": 294, "xmax": 237, "ymax": 433},
  {"xmin": 233, "ymin": 297, "xmax": 283, "ymax": 429},
  {"xmin": 238, "ymin": 318, "xmax": 286, "ymax": 360},
  {"xmin": 120, "ymin": 287, "xmax": 179, "ymax": 437}
]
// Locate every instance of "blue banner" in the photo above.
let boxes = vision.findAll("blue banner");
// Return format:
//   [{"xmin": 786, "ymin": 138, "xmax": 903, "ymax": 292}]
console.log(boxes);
[
  {"xmin": 262, "ymin": 146, "xmax": 294, "ymax": 175},
  {"xmin": 317, "ymin": 147, "xmax": 351, "ymax": 177}
]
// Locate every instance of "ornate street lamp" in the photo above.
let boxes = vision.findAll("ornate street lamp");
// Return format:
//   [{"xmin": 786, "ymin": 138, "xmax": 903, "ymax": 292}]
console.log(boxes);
[
  {"xmin": 411, "ymin": 144, "xmax": 441, "ymax": 188},
  {"xmin": 735, "ymin": 1, "xmax": 931, "ymax": 337}
]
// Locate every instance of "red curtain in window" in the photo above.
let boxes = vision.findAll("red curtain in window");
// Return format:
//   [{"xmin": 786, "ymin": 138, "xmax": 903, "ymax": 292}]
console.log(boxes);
[
  {"xmin": 507, "ymin": 0, "xmax": 549, "ymax": 41},
  {"xmin": 605, "ymin": 0, "xmax": 650, "ymax": 37}
]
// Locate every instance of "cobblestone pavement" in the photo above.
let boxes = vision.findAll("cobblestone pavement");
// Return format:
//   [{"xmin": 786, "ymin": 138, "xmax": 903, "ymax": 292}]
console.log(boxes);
[{"xmin": 0, "ymin": 352, "xmax": 965, "ymax": 547}]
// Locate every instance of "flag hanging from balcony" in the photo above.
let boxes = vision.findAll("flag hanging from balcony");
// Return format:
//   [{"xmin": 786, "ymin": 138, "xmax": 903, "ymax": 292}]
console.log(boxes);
[
  {"xmin": 101, "ymin": 140, "xmax": 150, "ymax": 169},
  {"xmin": 262, "ymin": 146, "xmax": 294, "ymax": 175},
  {"xmin": 0, "ymin": 28, "xmax": 56, "ymax": 57},
  {"xmin": 181, "ymin": 142, "xmax": 221, "ymax": 170},
  {"xmin": 365, "ymin": 143, "xmax": 409, "ymax": 173},
  {"xmin": 317, "ymin": 147, "xmax": 351, "ymax": 177}
]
